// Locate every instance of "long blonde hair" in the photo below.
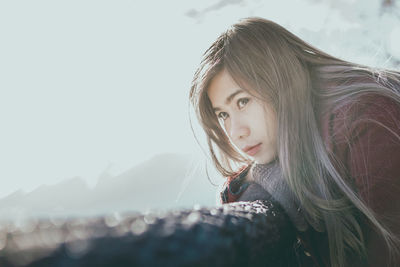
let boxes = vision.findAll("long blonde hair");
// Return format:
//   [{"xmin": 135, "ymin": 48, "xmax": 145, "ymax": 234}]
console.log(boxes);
[{"xmin": 190, "ymin": 17, "xmax": 400, "ymax": 266}]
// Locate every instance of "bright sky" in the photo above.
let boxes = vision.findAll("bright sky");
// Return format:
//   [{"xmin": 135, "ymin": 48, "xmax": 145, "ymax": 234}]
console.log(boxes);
[{"xmin": 0, "ymin": 0, "xmax": 398, "ymax": 198}]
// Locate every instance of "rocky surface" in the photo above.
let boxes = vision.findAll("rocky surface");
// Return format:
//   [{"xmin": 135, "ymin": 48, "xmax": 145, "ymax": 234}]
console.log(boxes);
[{"xmin": 0, "ymin": 200, "xmax": 297, "ymax": 267}]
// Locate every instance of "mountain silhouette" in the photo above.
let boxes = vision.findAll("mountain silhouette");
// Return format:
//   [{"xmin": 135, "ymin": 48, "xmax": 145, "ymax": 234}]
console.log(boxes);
[{"xmin": 0, "ymin": 153, "xmax": 219, "ymax": 221}]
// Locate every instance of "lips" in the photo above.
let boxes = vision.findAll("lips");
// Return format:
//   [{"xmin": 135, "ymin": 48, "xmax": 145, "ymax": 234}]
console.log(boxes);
[{"xmin": 242, "ymin": 143, "xmax": 262, "ymax": 156}]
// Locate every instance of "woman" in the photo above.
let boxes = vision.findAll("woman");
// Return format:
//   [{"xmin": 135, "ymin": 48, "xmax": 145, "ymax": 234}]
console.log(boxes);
[{"xmin": 190, "ymin": 17, "xmax": 400, "ymax": 266}]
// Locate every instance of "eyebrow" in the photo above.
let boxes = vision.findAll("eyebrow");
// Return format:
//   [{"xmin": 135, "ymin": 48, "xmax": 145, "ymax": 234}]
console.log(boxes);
[{"xmin": 212, "ymin": 89, "xmax": 244, "ymax": 112}]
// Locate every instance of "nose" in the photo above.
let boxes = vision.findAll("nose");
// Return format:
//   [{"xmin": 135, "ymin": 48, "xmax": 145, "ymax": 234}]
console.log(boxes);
[{"xmin": 228, "ymin": 114, "xmax": 250, "ymax": 141}]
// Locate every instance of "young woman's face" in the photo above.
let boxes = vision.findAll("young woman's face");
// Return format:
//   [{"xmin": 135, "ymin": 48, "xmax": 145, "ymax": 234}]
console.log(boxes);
[{"xmin": 207, "ymin": 70, "xmax": 278, "ymax": 164}]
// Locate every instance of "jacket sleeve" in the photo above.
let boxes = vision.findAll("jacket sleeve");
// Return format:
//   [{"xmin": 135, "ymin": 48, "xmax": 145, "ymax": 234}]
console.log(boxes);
[
  {"xmin": 344, "ymin": 95, "xmax": 400, "ymax": 266},
  {"xmin": 347, "ymin": 96, "xmax": 400, "ymax": 217},
  {"xmin": 219, "ymin": 166, "xmax": 251, "ymax": 204}
]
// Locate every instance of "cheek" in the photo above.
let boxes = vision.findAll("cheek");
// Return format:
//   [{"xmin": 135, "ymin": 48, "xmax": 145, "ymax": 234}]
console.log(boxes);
[
  {"xmin": 259, "ymin": 107, "xmax": 277, "ymax": 139},
  {"xmin": 252, "ymin": 106, "xmax": 268, "ymax": 132},
  {"xmin": 265, "ymin": 115, "xmax": 278, "ymax": 142}
]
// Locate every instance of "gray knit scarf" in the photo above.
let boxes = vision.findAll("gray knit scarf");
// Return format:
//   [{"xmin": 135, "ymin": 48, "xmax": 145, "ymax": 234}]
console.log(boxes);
[{"xmin": 251, "ymin": 159, "xmax": 309, "ymax": 232}]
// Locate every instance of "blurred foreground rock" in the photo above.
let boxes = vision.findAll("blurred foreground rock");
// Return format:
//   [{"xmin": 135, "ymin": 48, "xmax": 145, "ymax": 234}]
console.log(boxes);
[{"xmin": 0, "ymin": 200, "xmax": 297, "ymax": 267}]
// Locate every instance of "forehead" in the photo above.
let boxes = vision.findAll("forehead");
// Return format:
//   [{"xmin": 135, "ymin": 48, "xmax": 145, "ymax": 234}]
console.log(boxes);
[{"xmin": 207, "ymin": 70, "xmax": 241, "ymax": 107}]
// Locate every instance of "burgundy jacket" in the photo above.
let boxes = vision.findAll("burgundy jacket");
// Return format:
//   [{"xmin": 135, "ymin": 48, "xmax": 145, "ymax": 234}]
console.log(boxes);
[{"xmin": 220, "ymin": 93, "xmax": 400, "ymax": 266}]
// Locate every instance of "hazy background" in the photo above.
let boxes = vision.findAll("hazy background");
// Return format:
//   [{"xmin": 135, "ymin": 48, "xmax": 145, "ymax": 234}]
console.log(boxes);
[{"xmin": 0, "ymin": 0, "xmax": 399, "ymax": 219}]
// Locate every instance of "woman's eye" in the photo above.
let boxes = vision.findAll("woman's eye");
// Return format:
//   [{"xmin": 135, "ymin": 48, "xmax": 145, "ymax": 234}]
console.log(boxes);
[
  {"xmin": 237, "ymin": 98, "xmax": 249, "ymax": 109},
  {"xmin": 217, "ymin": 112, "xmax": 229, "ymax": 120}
]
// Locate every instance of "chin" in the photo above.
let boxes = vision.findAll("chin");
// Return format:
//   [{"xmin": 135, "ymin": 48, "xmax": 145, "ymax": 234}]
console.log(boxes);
[
  {"xmin": 254, "ymin": 153, "xmax": 276, "ymax": 165},
  {"xmin": 255, "ymin": 159, "xmax": 271, "ymax": 165}
]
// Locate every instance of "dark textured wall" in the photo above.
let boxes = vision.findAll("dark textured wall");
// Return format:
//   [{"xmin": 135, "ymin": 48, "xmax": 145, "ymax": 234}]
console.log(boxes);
[{"xmin": 0, "ymin": 200, "xmax": 298, "ymax": 267}]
